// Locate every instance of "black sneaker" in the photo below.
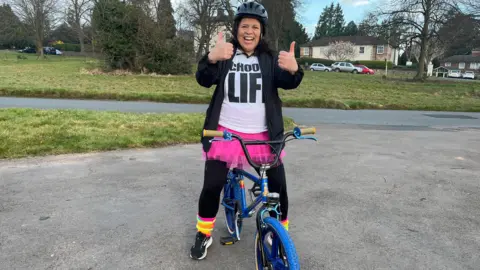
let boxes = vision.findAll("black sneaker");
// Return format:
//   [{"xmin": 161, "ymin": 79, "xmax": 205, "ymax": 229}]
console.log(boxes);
[{"xmin": 190, "ymin": 231, "xmax": 213, "ymax": 260}]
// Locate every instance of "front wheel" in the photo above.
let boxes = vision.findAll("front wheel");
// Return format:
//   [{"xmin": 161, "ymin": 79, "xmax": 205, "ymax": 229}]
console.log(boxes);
[{"xmin": 254, "ymin": 217, "xmax": 300, "ymax": 270}]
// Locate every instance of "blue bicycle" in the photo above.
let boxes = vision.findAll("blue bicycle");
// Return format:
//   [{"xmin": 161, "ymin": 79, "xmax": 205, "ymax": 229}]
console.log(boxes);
[{"xmin": 203, "ymin": 126, "xmax": 317, "ymax": 270}]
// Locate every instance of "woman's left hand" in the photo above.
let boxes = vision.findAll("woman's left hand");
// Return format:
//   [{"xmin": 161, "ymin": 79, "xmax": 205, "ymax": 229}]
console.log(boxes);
[{"xmin": 278, "ymin": 41, "xmax": 299, "ymax": 74}]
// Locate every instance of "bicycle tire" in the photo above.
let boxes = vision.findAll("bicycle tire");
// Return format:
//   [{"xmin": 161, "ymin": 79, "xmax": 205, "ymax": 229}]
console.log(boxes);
[{"xmin": 254, "ymin": 217, "xmax": 300, "ymax": 270}]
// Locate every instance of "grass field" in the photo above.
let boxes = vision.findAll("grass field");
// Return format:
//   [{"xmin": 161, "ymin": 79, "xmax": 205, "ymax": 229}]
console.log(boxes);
[
  {"xmin": 0, "ymin": 107, "xmax": 296, "ymax": 159},
  {"xmin": 1, "ymin": 51, "xmax": 479, "ymax": 112}
]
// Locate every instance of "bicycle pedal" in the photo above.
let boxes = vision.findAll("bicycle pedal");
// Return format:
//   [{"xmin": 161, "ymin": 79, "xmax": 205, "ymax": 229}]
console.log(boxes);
[
  {"xmin": 250, "ymin": 185, "xmax": 261, "ymax": 197},
  {"xmin": 220, "ymin": 236, "xmax": 238, "ymax": 245}
]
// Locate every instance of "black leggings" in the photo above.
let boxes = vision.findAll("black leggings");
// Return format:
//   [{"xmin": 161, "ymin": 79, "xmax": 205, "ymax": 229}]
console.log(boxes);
[{"xmin": 197, "ymin": 159, "xmax": 288, "ymax": 220}]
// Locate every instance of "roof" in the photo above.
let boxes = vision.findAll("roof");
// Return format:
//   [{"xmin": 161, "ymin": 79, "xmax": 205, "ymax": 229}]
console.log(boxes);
[
  {"xmin": 300, "ymin": 36, "xmax": 390, "ymax": 47},
  {"xmin": 441, "ymin": 55, "xmax": 480, "ymax": 62}
]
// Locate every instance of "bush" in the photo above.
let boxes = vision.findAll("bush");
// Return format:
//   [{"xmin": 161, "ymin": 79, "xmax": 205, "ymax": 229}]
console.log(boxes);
[
  {"xmin": 91, "ymin": 0, "xmax": 192, "ymax": 75},
  {"xmin": 296, "ymin": 57, "xmax": 334, "ymax": 66},
  {"xmin": 53, "ymin": 43, "xmax": 81, "ymax": 52}
]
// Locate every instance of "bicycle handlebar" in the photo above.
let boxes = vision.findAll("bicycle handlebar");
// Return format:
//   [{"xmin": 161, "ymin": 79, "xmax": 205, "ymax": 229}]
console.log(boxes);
[{"xmin": 202, "ymin": 126, "xmax": 317, "ymax": 169}]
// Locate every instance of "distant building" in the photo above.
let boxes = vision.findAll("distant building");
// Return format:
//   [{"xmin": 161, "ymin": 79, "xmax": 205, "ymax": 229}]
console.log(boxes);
[
  {"xmin": 299, "ymin": 36, "xmax": 399, "ymax": 65},
  {"xmin": 439, "ymin": 49, "xmax": 480, "ymax": 72}
]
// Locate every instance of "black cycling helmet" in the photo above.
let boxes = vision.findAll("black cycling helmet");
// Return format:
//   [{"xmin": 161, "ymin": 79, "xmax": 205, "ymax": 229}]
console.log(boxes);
[{"xmin": 234, "ymin": 1, "xmax": 268, "ymax": 25}]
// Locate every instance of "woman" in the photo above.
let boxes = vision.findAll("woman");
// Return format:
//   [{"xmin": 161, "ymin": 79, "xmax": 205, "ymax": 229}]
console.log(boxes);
[{"xmin": 190, "ymin": 1, "xmax": 304, "ymax": 260}]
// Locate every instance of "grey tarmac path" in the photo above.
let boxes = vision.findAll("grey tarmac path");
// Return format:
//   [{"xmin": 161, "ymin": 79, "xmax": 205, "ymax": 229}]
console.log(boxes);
[
  {"xmin": 1, "ymin": 96, "xmax": 480, "ymax": 128},
  {"xmin": 1, "ymin": 124, "xmax": 479, "ymax": 270}
]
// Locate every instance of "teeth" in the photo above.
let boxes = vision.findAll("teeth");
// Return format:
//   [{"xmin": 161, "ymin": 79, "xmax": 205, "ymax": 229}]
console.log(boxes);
[{"xmin": 244, "ymin": 37, "xmax": 253, "ymax": 40}]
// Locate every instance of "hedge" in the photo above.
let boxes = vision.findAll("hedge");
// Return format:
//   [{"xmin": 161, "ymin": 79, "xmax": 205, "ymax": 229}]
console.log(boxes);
[
  {"xmin": 352, "ymin": 60, "xmax": 393, "ymax": 69},
  {"xmin": 296, "ymin": 57, "xmax": 334, "ymax": 66},
  {"xmin": 297, "ymin": 57, "xmax": 393, "ymax": 69}
]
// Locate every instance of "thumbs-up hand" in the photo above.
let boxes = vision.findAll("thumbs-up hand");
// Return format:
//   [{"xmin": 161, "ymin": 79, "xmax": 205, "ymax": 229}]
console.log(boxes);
[
  {"xmin": 278, "ymin": 41, "xmax": 298, "ymax": 74},
  {"xmin": 208, "ymin": 32, "xmax": 234, "ymax": 63}
]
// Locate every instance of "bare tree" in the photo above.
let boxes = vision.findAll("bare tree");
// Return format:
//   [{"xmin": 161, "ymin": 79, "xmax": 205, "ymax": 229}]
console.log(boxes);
[
  {"xmin": 410, "ymin": 36, "xmax": 447, "ymax": 65},
  {"xmin": 178, "ymin": 0, "xmax": 224, "ymax": 60},
  {"xmin": 66, "ymin": 0, "xmax": 92, "ymax": 53},
  {"xmin": 458, "ymin": 0, "xmax": 480, "ymax": 17},
  {"xmin": 10, "ymin": 0, "xmax": 60, "ymax": 58},
  {"xmin": 325, "ymin": 41, "xmax": 357, "ymax": 61},
  {"xmin": 376, "ymin": 0, "xmax": 459, "ymax": 80}
]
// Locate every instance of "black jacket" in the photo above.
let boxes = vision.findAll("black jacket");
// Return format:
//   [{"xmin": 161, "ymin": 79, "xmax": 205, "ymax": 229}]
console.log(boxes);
[{"xmin": 196, "ymin": 48, "xmax": 304, "ymax": 155}]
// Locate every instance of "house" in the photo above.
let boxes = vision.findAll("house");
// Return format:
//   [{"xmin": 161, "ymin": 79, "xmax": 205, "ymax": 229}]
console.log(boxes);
[
  {"xmin": 439, "ymin": 49, "xmax": 480, "ymax": 72},
  {"xmin": 299, "ymin": 36, "xmax": 399, "ymax": 65}
]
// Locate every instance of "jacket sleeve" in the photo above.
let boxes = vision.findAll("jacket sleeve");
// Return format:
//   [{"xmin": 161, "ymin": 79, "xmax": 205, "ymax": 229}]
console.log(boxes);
[
  {"xmin": 196, "ymin": 52, "xmax": 220, "ymax": 88},
  {"xmin": 273, "ymin": 56, "xmax": 304, "ymax": 90}
]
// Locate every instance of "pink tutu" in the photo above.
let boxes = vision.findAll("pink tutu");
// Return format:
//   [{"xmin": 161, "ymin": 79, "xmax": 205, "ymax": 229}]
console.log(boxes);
[{"xmin": 203, "ymin": 125, "xmax": 286, "ymax": 169}]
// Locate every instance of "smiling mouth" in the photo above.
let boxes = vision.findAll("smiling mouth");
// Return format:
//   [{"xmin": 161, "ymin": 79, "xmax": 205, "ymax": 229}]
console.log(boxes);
[{"xmin": 244, "ymin": 37, "xmax": 254, "ymax": 42}]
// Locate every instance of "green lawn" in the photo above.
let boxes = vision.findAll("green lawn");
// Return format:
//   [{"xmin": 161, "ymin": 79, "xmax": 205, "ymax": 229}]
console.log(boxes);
[
  {"xmin": 0, "ymin": 107, "xmax": 296, "ymax": 159},
  {"xmin": 1, "ymin": 51, "xmax": 479, "ymax": 111}
]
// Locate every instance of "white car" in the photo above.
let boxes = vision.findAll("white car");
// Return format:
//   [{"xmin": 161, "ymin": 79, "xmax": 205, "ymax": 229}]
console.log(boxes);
[
  {"xmin": 448, "ymin": 70, "xmax": 462, "ymax": 78},
  {"xmin": 309, "ymin": 63, "xmax": 331, "ymax": 72},
  {"xmin": 462, "ymin": 71, "xmax": 475, "ymax": 79}
]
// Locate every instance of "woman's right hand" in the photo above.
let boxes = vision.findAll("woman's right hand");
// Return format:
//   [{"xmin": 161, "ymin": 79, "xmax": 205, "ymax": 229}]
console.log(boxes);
[{"xmin": 208, "ymin": 32, "xmax": 234, "ymax": 63}]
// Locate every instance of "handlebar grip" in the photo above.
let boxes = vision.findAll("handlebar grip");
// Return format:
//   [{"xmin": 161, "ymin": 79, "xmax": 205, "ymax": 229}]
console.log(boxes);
[
  {"xmin": 203, "ymin": 129, "xmax": 225, "ymax": 137},
  {"xmin": 299, "ymin": 127, "xmax": 316, "ymax": 135}
]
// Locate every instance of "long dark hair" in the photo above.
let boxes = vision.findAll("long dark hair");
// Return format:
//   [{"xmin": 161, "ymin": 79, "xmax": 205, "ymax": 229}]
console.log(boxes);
[{"xmin": 228, "ymin": 16, "xmax": 275, "ymax": 57}]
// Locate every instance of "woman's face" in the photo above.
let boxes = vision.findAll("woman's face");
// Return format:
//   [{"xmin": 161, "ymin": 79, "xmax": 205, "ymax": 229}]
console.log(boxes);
[{"xmin": 237, "ymin": 17, "xmax": 262, "ymax": 54}]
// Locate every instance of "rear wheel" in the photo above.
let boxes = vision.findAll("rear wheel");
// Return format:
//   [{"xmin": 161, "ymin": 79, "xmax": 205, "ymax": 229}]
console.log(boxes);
[
  {"xmin": 254, "ymin": 217, "xmax": 300, "ymax": 270},
  {"xmin": 223, "ymin": 183, "xmax": 243, "ymax": 239}
]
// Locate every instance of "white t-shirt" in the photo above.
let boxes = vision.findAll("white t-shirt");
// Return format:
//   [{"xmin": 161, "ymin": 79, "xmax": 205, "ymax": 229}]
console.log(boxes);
[{"xmin": 218, "ymin": 49, "xmax": 266, "ymax": 133}]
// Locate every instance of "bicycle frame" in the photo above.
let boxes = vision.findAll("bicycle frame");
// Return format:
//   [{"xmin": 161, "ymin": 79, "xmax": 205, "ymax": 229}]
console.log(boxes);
[
  {"xmin": 222, "ymin": 167, "xmax": 272, "ymax": 219},
  {"xmin": 210, "ymin": 126, "xmax": 317, "ymax": 220}
]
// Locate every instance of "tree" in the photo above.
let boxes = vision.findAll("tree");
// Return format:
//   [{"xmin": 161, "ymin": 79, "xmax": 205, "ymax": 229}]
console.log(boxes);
[
  {"xmin": 260, "ymin": 0, "xmax": 297, "ymax": 51},
  {"xmin": 92, "ymin": 0, "xmax": 192, "ymax": 73},
  {"xmin": 0, "ymin": 3, "xmax": 32, "ymax": 49},
  {"xmin": 313, "ymin": 2, "xmax": 346, "ymax": 39},
  {"xmin": 66, "ymin": 0, "xmax": 92, "ymax": 53},
  {"xmin": 376, "ymin": 0, "xmax": 459, "ymax": 80},
  {"xmin": 178, "ymin": 0, "xmax": 223, "ymax": 60},
  {"xmin": 358, "ymin": 12, "xmax": 378, "ymax": 36},
  {"xmin": 324, "ymin": 41, "xmax": 357, "ymax": 61},
  {"xmin": 343, "ymin": 21, "xmax": 358, "ymax": 36},
  {"xmin": 438, "ymin": 10, "xmax": 480, "ymax": 56},
  {"xmin": 331, "ymin": 3, "xmax": 345, "ymax": 36},
  {"xmin": 157, "ymin": 0, "xmax": 176, "ymax": 39},
  {"xmin": 313, "ymin": 3, "xmax": 334, "ymax": 39},
  {"xmin": 10, "ymin": 0, "xmax": 59, "ymax": 58},
  {"xmin": 49, "ymin": 22, "xmax": 78, "ymax": 43},
  {"xmin": 282, "ymin": 19, "xmax": 309, "ymax": 57}
]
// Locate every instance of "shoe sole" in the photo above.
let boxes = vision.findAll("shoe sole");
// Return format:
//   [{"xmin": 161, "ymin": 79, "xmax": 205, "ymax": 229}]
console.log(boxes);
[{"xmin": 189, "ymin": 237, "xmax": 213, "ymax": 260}]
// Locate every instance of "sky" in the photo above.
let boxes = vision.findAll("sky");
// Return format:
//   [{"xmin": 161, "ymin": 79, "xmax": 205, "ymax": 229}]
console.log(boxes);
[
  {"xmin": 298, "ymin": 0, "xmax": 379, "ymax": 38},
  {"xmin": 171, "ymin": 0, "xmax": 380, "ymax": 39}
]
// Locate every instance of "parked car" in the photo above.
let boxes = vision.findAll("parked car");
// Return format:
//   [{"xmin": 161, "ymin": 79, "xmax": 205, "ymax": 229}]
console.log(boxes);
[
  {"xmin": 448, "ymin": 70, "xmax": 462, "ymax": 78},
  {"xmin": 462, "ymin": 71, "xmax": 475, "ymax": 79},
  {"xmin": 354, "ymin": 64, "xmax": 375, "ymax": 74},
  {"xmin": 309, "ymin": 63, "xmax": 332, "ymax": 72},
  {"xmin": 331, "ymin": 62, "xmax": 362, "ymax": 73},
  {"xmin": 18, "ymin": 47, "xmax": 36, "ymax": 53},
  {"xmin": 17, "ymin": 46, "xmax": 63, "ymax": 55}
]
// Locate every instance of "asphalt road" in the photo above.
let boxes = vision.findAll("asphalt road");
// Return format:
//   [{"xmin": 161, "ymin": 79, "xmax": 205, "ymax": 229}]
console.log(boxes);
[
  {"xmin": 1, "ymin": 96, "xmax": 480, "ymax": 128},
  {"xmin": 1, "ymin": 124, "xmax": 479, "ymax": 270},
  {"xmin": 1, "ymin": 97, "xmax": 480, "ymax": 269}
]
